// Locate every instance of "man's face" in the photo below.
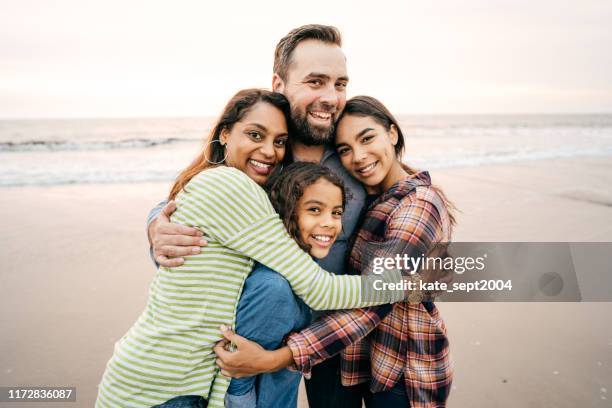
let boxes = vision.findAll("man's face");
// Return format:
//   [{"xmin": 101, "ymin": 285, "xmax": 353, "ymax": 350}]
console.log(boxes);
[{"xmin": 273, "ymin": 39, "xmax": 348, "ymax": 146}]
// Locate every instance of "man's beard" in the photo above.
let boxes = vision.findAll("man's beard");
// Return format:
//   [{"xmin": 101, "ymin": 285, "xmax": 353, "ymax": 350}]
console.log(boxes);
[{"xmin": 289, "ymin": 105, "xmax": 335, "ymax": 146}]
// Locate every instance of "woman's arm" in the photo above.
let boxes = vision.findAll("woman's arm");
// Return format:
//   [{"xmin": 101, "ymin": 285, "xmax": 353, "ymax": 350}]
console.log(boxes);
[
  {"xmin": 214, "ymin": 326, "xmax": 295, "ymax": 378},
  {"xmin": 174, "ymin": 167, "xmax": 405, "ymax": 311},
  {"xmin": 214, "ymin": 306, "xmax": 392, "ymax": 377}
]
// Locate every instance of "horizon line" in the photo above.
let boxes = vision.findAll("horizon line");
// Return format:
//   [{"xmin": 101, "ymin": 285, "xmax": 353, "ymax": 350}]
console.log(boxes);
[{"xmin": 1, "ymin": 111, "xmax": 612, "ymax": 121}]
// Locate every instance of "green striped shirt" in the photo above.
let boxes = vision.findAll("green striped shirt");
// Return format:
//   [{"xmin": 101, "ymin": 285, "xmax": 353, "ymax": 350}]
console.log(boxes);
[{"xmin": 97, "ymin": 166, "xmax": 403, "ymax": 408}]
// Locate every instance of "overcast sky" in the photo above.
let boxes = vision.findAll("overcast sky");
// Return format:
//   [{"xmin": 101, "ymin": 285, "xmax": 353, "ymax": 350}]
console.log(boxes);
[{"xmin": 1, "ymin": 0, "xmax": 611, "ymax": 118}]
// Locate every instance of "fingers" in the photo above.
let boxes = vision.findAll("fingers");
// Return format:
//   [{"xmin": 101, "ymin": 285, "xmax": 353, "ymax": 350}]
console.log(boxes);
[
  {"xmin": 155, "ymin": 233, "xmax": 206, "ymax": 247},
  {"xmin": 151, "ymin": 201, "xmax": 209, "ymax": 268},
  {"xmin": 224, "ymin": 331, "xmax": 250, "ymax": 349},
  {"xmin": 216, "ymin": 358, "xmax": 242, "ymax": 378},
  {"xmin": 213, "ymin": 340, "xmax": 230, "ymax": 358},
  {"xmin": 156, "ymin": 255, "xmax": 185, "ymax": 268},
  {"xmin": 213, "ymin": 341, "xmax": 238, "ymax": 378},
  {"xmin": 173, "ymin": 235, "xmax": 207, "ymax": 247},
  {"xmin": 221, "ymin": 369, "xmax": 241, "ymax": 378},
  {"xmin": 215, "ymin": 358, "xmax": 226, "ymax": 369},
  {"xmin": 153, "ymin": 234, "xmax": 207, "ymax": 268},
  {"xmin": 157, "ymin": 201, "xmax": 203, "ymax": 238},
  {"xmin": 157, "ymin": 245, "xmax": 200, "ymax": 258},
  {"xmin": 219, "ymin": 325, "xmax": 236, "ymax": 342},
  {"xmin": 219, "ymin": 326, "xmax": 249, "ymax": 348},
  {"xmin": 158, "ymin": 222, "xmax": 204, "ymax": 238},
  {"xmin": 213, "ymin": 339, "xmax": 233, "ymax": 357},
  {"xmin": 161, "ymin": 201, "xmax": 177, "ymax": 218},
  {"xmin": 214, "ymin": 338, "xmax": 249, "ymax": 378}
]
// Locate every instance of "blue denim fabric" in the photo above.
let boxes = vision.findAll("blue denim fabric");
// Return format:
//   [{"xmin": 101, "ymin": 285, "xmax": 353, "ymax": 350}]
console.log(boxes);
[
  {"xmin": 226, "ymin": 263, "xmax": 312, "ymax": 408},
  {"xmin": 224, "ymin": 387, "xmax": 256, "ymax": 408},
  {"xmin": 153, "ymin": 395, "xmax": 207, "ymax": 408}
]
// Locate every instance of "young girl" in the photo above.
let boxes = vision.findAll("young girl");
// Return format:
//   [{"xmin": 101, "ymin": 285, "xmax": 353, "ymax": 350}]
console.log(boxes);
[
  {"xmin": 226, "ymin": 161, "xmax": 347, "ymax": 408},
  {"xmin": 96, "ymin": 90, "xmax": 403, "ymax": 408}
]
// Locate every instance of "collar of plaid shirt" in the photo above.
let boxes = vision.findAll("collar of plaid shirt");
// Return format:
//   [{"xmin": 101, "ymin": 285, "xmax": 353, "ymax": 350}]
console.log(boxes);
[{"xmin": 371, "ymin": 170, "xmax": 433, "ymax": 208}]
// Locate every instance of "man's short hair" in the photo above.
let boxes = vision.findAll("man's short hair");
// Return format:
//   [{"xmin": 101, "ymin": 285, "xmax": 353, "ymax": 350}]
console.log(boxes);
[{"xmin": 273, "ymin": 24, "xmax": 342, "ymax": 81}]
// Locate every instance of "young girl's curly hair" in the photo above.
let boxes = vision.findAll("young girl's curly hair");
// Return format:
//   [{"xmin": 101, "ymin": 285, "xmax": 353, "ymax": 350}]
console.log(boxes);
[{"xmin": 264, "ymin": 162, "xmax": 348, "ymax": 253}]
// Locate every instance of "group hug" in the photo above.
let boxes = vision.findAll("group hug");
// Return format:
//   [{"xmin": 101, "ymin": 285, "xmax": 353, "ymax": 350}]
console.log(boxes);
[{"xmin": 96, "ymin": 24, "xmax": 455, "ymax": 408}]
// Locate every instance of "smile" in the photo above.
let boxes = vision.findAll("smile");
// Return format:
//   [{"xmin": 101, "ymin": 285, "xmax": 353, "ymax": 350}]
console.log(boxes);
[
  {"xmin": 308, "ymin": 111, "xmax": 332, "ymax": 121},
  {"xmin": 311, "ymin": 234, "xmax": 334, "ymax": 247},
  {"xmin": 356, "ymin": 161, "xmax": 378, "ymax": 176},
  {"xmin": 248, "ymin": 159, "xmax": 274, "ymax": 175}
]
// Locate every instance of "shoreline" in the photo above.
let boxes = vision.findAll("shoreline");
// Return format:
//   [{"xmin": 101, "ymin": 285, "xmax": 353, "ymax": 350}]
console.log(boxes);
[{"xmin": 1, "ymin": 153, "xmax": 612, "ymax": 190}]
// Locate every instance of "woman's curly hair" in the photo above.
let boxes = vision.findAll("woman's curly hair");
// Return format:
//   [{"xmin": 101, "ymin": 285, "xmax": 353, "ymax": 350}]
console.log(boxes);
[{"xmin": 264, "ymin": 162, "xmax": 348, "ymax": 253}]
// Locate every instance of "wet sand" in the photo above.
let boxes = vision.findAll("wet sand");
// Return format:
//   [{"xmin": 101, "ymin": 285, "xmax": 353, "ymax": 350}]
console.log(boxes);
[{"xmin": 0, "ymin": 156, "xmax": 611, "ymax": 407}]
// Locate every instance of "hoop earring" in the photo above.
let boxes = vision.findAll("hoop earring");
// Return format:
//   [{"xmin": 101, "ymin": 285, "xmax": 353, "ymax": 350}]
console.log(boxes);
[{"xmin": 205, "ymin": 139, "xmax": 228, "ymax": 165}]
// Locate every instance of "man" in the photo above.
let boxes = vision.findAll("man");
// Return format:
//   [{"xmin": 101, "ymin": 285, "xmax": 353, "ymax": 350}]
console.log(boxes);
[{"xmin": 148, "ymin": 24, "xmax": 368, "ymax": 408}]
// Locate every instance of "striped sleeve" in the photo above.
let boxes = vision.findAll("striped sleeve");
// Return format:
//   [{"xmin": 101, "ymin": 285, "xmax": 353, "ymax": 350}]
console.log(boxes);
[
  {"xmin": 174, "ymin": 166, "xmax": 404, "ymax": 310},
  {"xmin": 172, "ymin": 166, "xmax": 274, "ymax": 243}
]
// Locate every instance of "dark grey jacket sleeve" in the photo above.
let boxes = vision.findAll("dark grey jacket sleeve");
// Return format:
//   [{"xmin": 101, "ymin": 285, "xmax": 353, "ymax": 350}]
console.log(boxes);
[{"xmin": 147, "ymin": 200, "xmax": 168, "ymax": 265}]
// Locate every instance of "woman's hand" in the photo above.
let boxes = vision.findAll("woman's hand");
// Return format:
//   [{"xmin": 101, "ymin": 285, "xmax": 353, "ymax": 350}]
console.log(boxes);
[
  {"xmin": 148, "ymin": 200, "xmax": 207, "ymax": 267},
  {"xmin": 213, "ymin": 325, "xmax": 294, "ymax": 378}
]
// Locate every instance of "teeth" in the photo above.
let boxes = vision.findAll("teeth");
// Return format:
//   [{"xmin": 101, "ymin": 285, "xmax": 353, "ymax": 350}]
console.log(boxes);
[
  {"xmin": 249, "ymin": 159, "xmax": 271, "ymax": 168},
  {"xmin": 309, "ymin": 111, "xmax": 332, "ymax": 120},
  {"xmin": 313, "ymin": 235, "xmax": 332, "ymax": 242},
  {"xmin": 358, "ymin": 162, "xmax": 377, "ymax": 173}
]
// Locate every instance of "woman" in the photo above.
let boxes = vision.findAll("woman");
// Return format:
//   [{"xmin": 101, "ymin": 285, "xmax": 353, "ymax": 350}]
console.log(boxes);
[
  {"xmin": 215, "ymin": 95, "xmax": 455, "ymax": 407},
  {"xmin": 95, "ymin": 90, "xmax": 404, "ymax": 408}
]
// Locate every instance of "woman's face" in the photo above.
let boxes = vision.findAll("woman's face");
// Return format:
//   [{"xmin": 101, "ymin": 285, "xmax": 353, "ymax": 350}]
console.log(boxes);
[
  {"xmin": 220, "ymin": 102, "xmax": 289, "ymax": 185},
  {"xmin": 296, "ymin": 179, "xmax": 343, "ymax": 259},
  {"xmin": 335, "ymin": 114, "xmax": 398, "ymax": 191}
]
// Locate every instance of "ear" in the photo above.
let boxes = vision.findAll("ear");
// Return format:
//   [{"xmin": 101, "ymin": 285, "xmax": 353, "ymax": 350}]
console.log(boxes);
[
  {"xmin": 389, "ymin": 124, "xmax": 399, "ymax": 146},
  {"xmin": 272, "ymin": 73, "xmax": 285, "ymax": 93},
  {"xmin": 219, "ymin": 128, "xmax": 229, "ymax": 145}
]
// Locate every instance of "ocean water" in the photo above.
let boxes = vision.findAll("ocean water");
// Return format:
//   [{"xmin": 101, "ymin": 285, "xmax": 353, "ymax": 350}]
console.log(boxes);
[{"xmin": 1, "ymin": 114, "xmax": 611, "ymax": 187}]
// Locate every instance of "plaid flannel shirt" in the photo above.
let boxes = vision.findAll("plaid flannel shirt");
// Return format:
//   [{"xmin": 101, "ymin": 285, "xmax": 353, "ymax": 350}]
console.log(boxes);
[{"xmin": 286, "ymin": 171, "xmax": 453, "ymax": 407}]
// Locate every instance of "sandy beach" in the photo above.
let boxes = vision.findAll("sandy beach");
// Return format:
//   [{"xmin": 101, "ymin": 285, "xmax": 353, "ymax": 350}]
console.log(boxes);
[{"xmin": 1, "ymin": 156, "xmax": 611, "ymax": 407}]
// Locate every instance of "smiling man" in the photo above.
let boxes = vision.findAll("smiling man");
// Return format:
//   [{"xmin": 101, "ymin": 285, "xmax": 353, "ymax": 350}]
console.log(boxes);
[{"xmin": 272, "ymin": 35, "xmax": 348, "ymax": 149}]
